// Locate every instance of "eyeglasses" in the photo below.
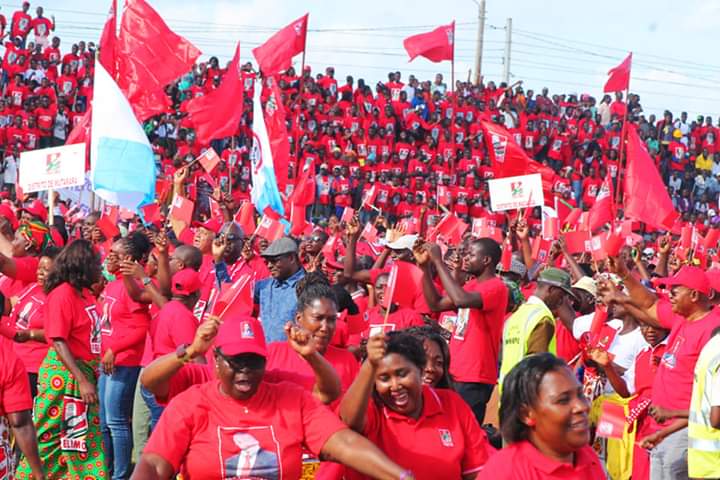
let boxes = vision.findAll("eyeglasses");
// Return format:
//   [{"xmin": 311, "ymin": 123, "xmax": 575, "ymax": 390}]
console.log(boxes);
[{"xmin": 215, "ymin": 348, "xmax": 265, "ymax": 371}]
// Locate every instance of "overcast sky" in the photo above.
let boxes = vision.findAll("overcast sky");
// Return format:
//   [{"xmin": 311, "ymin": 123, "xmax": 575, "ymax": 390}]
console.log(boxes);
[{"xmin": 24, "ymin": 0, "xmax": 720, "ymax": 120}]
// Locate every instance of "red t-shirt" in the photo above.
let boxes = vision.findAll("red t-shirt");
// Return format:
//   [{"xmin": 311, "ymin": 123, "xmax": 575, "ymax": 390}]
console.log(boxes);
[
  {"xmin": 651, "ymin": 301, "xmax": 720, "ymax": 416},
  {"xmin": 266, "ymin": 342, "xmax": 359, "ymax": 393},
  {"xmin": 144, "ymin": 380, "xmax": 346, "ymax": 479},
  {"xmin": 347, "ymin": 386, "xmax": 493, "ymax": 480},
  {"xmin": 44, "ymin": 283, "xmax": 102, "ymax": 361},
  {"xmin": 478, "ymin": 440, "xmax": 604, "ymax": 479},
  {"xmin": 100, "ymin": 277, "xmax": 151, "ymax": 366},
  {"xmin": 448, "ymin": 276, "xmax": 508, "ymax": 383},
  {"xmin": 152, "ymin": 300, "xmax": 198, "ymax": 359},
  {"xmin": 10, "ymin": 282, "xmax": 47, "ymax": 373},
  {"xmin": 0, "ymin": 339, "xmax": 32, "ymax": 416},
  {"xmin": 359, "ymin": 306, "xmax": 424, "ymax": 339}
]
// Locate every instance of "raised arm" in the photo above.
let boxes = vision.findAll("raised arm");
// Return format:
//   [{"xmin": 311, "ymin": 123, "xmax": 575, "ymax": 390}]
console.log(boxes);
[
  {"xmin": 342, "ymin": 216, "xmax": 372, "ymax": 284},
  {"xmin": 339, "ymin": 334, "xmax": 384, "ymax": 432},
  {"xmin": 425, "ymin": 243, "xmax": 483, "ymax": 309},
  {"xmin": 284, "ymin": 322, "xmax": 342, "ymax": 404},
  {"xmin": 414, "ymin": 243, "xmax": 457, "ymax": 312}
]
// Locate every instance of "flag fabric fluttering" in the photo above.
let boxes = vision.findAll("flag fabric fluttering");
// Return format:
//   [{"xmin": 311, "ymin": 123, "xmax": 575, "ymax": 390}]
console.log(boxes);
[
  {"xmin": 185, "ymin": 43, "xmax": 244, "ymax": 146},
  {"xmin": 480, "ymin": 119, "xmax": 531, "ymax": 178},
  {"xmin": 263, "ymin": 78, "xmax": 291, "ymax": 195},
  {"xmin": 117, "ymin": 0, "xmax": 201, "ymax": 121},
  {"xmin": 252, "ymin": 14, "xmax": 308, "ymax": 75},
  {"xmin": 603, "ymin": 53, "xmax": 632, "ymax": 93},
  {"xmin": 250, "ymin": 80, "xmax": 285, "ymax": 217},
  {"xmin": 588, "ymin": 176, "xmax": 615, "ymax": 232},
  {"xmin": 403, "ymin": 21, "xmax": 455, "ymax": 63},
  {"xmin": 90, "ymin": 62, "xmax": 156, "ymax": 210},
  {"xmin": 98, "ymin": 0, "xmax": 117, "ymax": 77}
]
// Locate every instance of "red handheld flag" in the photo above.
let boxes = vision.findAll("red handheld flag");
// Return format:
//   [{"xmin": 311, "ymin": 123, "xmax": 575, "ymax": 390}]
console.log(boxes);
[
  {"xmin": 403, "ymin": 22, "xmax": 455, "ymax": 63},
  {"xmin": 382, "ymin": 261, "xmax": 424, "ymax": 310},
  {"xmin": 589, "ymin": 305, "xmax": 609, "ymax": 340},
  {"xmin": 603, "ymin": 53, "xmax": 632, "ymax": 93},
  {"xmin": 197, "ymin": 147, "xmax": 221, "ymax": 173},
  {"xmin": 234, "ymin": 201, "xmax": 256, "ymax": 237},
  {"xmin": 170, "ymin": 196, "xmax": 194, "ymax": 224},
  {"xmin": 681, "ymin": 226, "xmax": 692, "ymax": 249},
  {"xmin": 140, "ymin": 202, "xmax": 161, "ymax": 224},
  {"xmin": 361, "ymin": 222, "xmax": 379, "ymax": 243},
  {"xmin": 254, "ymin": 215, "xmax": 284, "ymax": 242},
  {"xmin": 96, "ymin": 213, "xmax": 120, "ymax": 240},
  {"xmin": 500, "ymin": 240, "xmax": 513, "ymax": 272},
  {"xmin": 263, "ymin": 78, "xmax": 291, "ymax": 194},
  {"xmin": 563, "ymin": 230, "xmax": 591, "ymax": 254},
  {"xmin": 211, "ymin": 274, "xmax": 254, "ymax": 318},
  {"xmin": 588, "ymin": 177, "xmax": 615, "ymax": 232},
  {"xmin": 596, "ymin": 401, "xmax": 626, "ymax": 439},
  {"xmin": 479, "ymin": 119, "xmax": 530, "ymax": 178},
  {"xmin": 289, "ymin": 158, "xmax": 316, "ymax": 207},
  {"xmin": 252, "ymin": 14, "xmax": 308, "ymax": 75},
  {"xmin": 288, "ymin": 203, "xmax": 310, "ymax": 237},
  {"xmin": 705, "ymin": 229, "xmax": 720, "ymax": 249},
  {"xmin": 604, "ymin": 232, "xmax": 624, "ymax": 257}
]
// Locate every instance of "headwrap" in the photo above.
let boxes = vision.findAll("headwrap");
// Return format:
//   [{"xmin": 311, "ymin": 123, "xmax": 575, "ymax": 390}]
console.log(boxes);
[{"xmin": 18, "ymin": 220, "xmax": 54, "ymax": 253}]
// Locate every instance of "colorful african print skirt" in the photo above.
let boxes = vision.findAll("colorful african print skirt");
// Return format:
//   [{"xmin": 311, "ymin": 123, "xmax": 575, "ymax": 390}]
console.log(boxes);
[{"xmin": 15, "ymin": 349, "xmax": 106, "ymax": 480}]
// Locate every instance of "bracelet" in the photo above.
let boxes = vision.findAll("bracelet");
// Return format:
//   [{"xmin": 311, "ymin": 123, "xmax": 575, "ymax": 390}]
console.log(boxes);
[
  {"xmin": 399, "ymin": 470, "xmax": 414, "ymax": 480},
  {"xmin": 29, "ymin": 330, "xmax": 34, "ymax": 341}
]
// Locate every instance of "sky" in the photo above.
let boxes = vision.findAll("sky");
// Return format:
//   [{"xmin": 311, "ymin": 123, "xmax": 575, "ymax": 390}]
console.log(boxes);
[{"xmin": 22, "ymin": 0, "xmax": 720, "ymax": 120}]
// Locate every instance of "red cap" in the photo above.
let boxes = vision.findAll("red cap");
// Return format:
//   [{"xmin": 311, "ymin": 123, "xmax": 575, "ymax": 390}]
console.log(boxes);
[
  {"xmin": 192, "ymin": 218, "xmax": 222, "ymax": 234},
  {"xmin": 706, "ymin": 268, "xmax": 720, "ymax": 294},
  {"xmin": 171, "ymin": 268, "xmax": 202, "ymax": 296},
  {"xmin": 20, "ymin": 200, "xmax": 47, "ymax": 223},
  {"xmin": 656, "ymin": 266, "xmax": 711, "ymax": 296},
  {"xmin": 0, "ymin": 204, "xmax": 18, "ymax": 230},
  {"xmin": 215, "ymin": 315, "xmax": 267, "ymax": 357}
]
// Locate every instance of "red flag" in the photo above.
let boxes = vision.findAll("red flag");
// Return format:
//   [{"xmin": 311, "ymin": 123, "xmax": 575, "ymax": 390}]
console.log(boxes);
[
  {"xmin": 429, "ymin": 214, "xmax": 468, "ymax": 244},
  {"xmin": 197, "ymin": 147, "xmax": 221, "ymax": 173},
  {"xmin": 234, "ymin": 201, "xmax": 256, "ymax": 237},
  {"xmin": 263, "ymin": 78, "xmax": 291, "ymax": 194},
  {"xmin": 96, "ymin": 213, "xmax": 120, "ymax": 239},
  {"xmin": 403, "ymin": 21, "xmax": 455, "ymax": 63},
  {"xmin": 361, "ymin": 222, "xmax": 379, "ymax": 243},
  {"xmin": 705, "ymin": 229, "xmax": 720, "ymax": 249},
  {"xmin": 588, "ymin": 176, "xmax": 615, "ymax": 232},
  {"xmin": 604, "ymin": 232, "xmax": 624, "ymax": 257},
  {"xmin": 170, "ymin": 196, "xmax": 194, "ymax": 224},
  {"xmin": 252, "ymin": 14, "xmax": 308, "ymax": 75},
  {"xmin": 289, "ymin": 203, "xmax": 310, "ymax": 237},
  {"xmin": 542, "ymin": 217, "xmax": 559, "ymax": 240},
  {"xmin": 596, "ymin": 402, "xmax": 626, "ymax": 439},
  {"xmin": 624, "ymin": 125, "xmax": 679, "ymax": 229},
  {"xmin": 563, "ymin": 230, "xmax": 591, "ymax": 254},
  {"xmin": 185, "ymin": 43, "xmax": 244, "ymax": 146},
  {"xmin": 117, "ymin": 0, "xmax": 201, "ymax": 120},
  {"xmin": 681, "ymin": 226, "xmax": 692, "ymax": 249},
  {"xmin": 211, "ymin": 274, "xmax": 254, "ymax": 318},
  {"xmin": 254, "ymin": 215, "xmax": 284, "ymax": 242},
  {"xmin": 140, "ymin": 203, "xmax": 161, "ymax": 224},
  {"xmin": 554, "ymin": 197, "xmax": 573, "ymax": 226},
  {"xmin": 289, "ymin": 158, "xmax": 316, "ymax": 207},
  {"xmin": 589, "ymin": 304, "xmax": 609, "ymax": 340},
  {"xmin": 562, "ymin": 208, "xmax": 582, "ymax": 231},
  {"xmin": 603, "ymin": 53, "xmax": 632, "ymax": 93},
  {"xmin": 99, "ymin": 0, "xmax": 117, "ymax": 77},
  {"xmin": 500, "ymin": 240, "xmax": 513, "ymax": 272},
  {"xmin": 480, "ymin": 119, "xmax": 529, "ymax": 178},
  {"xmin": 382, "ymin": 261, "xmax": 424, "ymax": 310},
  {"xmin": 531, "ymin": 236, "xmax": 553, "ymax": 263},
  {"xmin": 103, "ymin": 205, "xmax": 119, "ymax": 225},
  {"xmin": 340, "ymin": 207, "xmax": 355, "ymax": 224}
]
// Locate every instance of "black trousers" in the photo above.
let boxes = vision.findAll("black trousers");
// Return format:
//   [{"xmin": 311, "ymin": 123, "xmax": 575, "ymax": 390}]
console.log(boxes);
[{"xmin": 455, "ymin": 381, "xmax": 494, "ymax": 426}]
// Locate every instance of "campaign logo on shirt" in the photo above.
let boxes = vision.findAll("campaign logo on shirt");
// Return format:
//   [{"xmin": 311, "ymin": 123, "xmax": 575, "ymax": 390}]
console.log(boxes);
[
  {"xmin": 13, "ymin": 298, "xmax": 37, "ymax": 330},
  {"xmin": 661, "ymin": 335, "xmax": 685, "ymax": 370},
  {"xmin": 86, "ymin": 304, "xmax": 102, "ymax": 355},
  {"xmin": 454, "ymin": 309, "xmax": 470, "ymax": 341},
  {"xmin": 61, "ymin": 396, "xmax": 88, "ymax": 452},
  {"xmin": 100, "ymin": 296, "xmax": 116, "ymax": 335},
  {"xmin": 219, "ymin": 426, "xmax": 281, "ymax": 480},
  {"xmin": 438, "ymin": 429, "xmax": 454, "ymax": 447}
]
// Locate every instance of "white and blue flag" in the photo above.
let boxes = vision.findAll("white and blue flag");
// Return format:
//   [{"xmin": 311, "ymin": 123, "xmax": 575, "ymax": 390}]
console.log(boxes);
[{"xmin": 90, "ymin": 62, "xmax": 156, "ymax": 210}]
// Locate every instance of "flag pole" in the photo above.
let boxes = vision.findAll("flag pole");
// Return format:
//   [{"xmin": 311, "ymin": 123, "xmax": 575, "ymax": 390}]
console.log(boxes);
[{"xmin": 615, "ymin": 52, "xmax": 632, "ymax": 205}]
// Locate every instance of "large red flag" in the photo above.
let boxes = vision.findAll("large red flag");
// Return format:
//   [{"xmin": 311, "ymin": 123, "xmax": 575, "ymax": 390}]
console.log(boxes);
[
  {"xmin": 263, "ymin": 78, "xmax": 290, "ymax": 195},
  {"xmin": 185, "ymin": 43, "xmax": 244, "ymax": 146},
  {"xmin": 234, "ymin": 201, "xmax": 256, "ymax": 237},
  {"xmin": 480, "ymin": 119, "xmax": 531, "ymax": 178},
  {"xmin": 289, "ymin": 157, "xmax": 316, "ymax": 207},
  {"xmin": 603, "ymin": 53, "xmax": 632, "ymax": 93},
  {"xmin": 588, "ymin": 176, "xmax": 615, "ymax": 232},
  {"xmin": 252, "ymin": 14, "xmax": 308, "ymax": 75},
  {"xmin": 117, "ymin": 0, "xmax": 201, "ymax": 120},
  {"xmin": 624, "ymin": 126, "xmax": 679, "ymax": 229},
  {"xmin": 98, "ymin": 0, "xmax": 117, "ymax": 77},
  {"xmin": 403, "ymin": 21, "xmax": 455, "ymax": 63}
]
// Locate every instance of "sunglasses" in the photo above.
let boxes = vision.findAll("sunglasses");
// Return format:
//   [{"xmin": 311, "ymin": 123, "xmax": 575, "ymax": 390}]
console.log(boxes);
[{"xmin": 215, "ymin": 348, "xmax": 265, "ymax": 371}]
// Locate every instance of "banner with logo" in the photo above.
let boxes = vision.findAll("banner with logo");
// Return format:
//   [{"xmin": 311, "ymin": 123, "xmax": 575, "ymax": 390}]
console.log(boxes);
[
  {"xmin": 20, "ymin": 143, "xmax": 86, "ymax": 193},
  {"xmin": 488, "ymin": 173, "xmax": 544, "ymax": 212}
]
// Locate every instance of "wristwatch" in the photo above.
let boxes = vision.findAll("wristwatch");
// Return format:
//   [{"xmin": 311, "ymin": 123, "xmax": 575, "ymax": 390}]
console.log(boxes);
[
  {"xmin": 176, "ymin": 343, "xmax": 192, "ymax": 364},
  {"xmin": 142, "ymin": 276, "xmax": 152, "ymax": 286}
]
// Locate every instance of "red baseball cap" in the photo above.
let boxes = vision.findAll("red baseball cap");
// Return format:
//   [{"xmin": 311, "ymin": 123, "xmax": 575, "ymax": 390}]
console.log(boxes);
[
  {"xmin": 171, "ymin": 268, "xmax": 202, "ymax": 296},
  {"xmin": 215, "ymin": 315, "xmax": 267, "ymax": 357},
  {"xmin": 706, "ymin": 268, "xmax": 720, "ymax": 294},
  {"xmin": 656, "ymin": 266, "xmax": 711, "ymax": 296},
  {"xmin": 0, "ymin": 204, "xmax": 18, "ymax": 230},
  {"xmin": 192, "ymin": 218, "xmax": 222, "ymax": 234}
]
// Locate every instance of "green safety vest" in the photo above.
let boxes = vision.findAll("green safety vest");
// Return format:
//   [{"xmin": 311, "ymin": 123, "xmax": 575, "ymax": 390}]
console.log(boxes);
[
  {"xmin": 499, "ymin": 300, "xmax": 556, "ymax": 392},
  {"xmin": 688, "ymin": 334, "xmax": 720, "ymax": 478}
]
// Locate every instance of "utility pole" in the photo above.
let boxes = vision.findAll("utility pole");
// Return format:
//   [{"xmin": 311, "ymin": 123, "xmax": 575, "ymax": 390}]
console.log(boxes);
[
  {"xmin": 502, "ymin": 17, "xmax": 512, "ymax": 85},
  {"xmin": 473, "ymin": 0, "xmax": 486, "ymax": 85}
]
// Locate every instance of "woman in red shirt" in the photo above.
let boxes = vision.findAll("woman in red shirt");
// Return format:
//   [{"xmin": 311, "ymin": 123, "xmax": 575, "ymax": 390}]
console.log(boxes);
[
  {"xmin": 99, "ymin": 232, "xmax": 153, "ymax": 480},
  {"xmin": 132, "ymin": 317, "xmax": 414, "ymax": 480},
  {"xmin": 479, "ymin": 353, "xmax": 605, "ymax": 479},
  {"xmin": 340, "ymin": 332, "xmax": 493, "ymax": 480},
  {"xmin": 16, "ymin": 239, "xmax": 106, "ymax": 479},
  {"xmin": 407, "ymin": 325, "xmax": 454, "ymax": 389}
]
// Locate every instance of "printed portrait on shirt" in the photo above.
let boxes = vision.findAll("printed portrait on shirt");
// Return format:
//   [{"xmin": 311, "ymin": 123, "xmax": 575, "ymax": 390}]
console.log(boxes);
[
  {"xmin": 13, "ymin": 296, "xmax": 40, "ymax": 330},
  {"xmin": 219, "ymin": 426, "xmax": 280, "ymax": 480},
  {"xmin": 100, "ymin": 296, "xmax": 116, "ymax": 335},
  {"xmin": 454, "ymin": 308, "xmax": 470, "ymax": 340}
]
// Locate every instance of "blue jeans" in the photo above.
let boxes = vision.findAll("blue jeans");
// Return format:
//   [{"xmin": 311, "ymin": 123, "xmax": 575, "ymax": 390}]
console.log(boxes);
[
  {"xmin": 140, "ymin": 384, "xmax": 164, "ymax": 430},
  {"xmin": 99, "ymin": 366, "xmax": 140, "ymax": 480}
]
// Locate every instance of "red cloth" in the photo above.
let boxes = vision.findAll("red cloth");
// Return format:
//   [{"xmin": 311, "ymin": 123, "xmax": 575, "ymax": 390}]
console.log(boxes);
[
  {"xmin": 0, "ymin": 339, "xmax": 32, "ymax": 416},
  {"xmin": 44, "ymin": 283, "xmax": 101, "ymax": 361},
  {"xmin": 347, "ymin": 386, "xmax": 492, "ymax": 480},
  {"xmin": 9, "ymin": 282, "xmax": 48, "ymax": 373},
  {"xmin": 448, "ymin": 277, "xmax": 508, "ymax": 384},
  {"xmin": 100, "ymin": 277, "xmax": 150, "ymax": 366},
  {"xmin": 403, "ymin": 22, "xmax": 455, "ymax": 63},
  {"xmin": 587, "ymin": 176, "xmax": 614, "ymax": 231},
  {"xmin": 263, "ymin": 79, "xmax": 291, "ymax": 194},
  {"xmin": 98, "ymin": 0, "xmax": 117, "ymax": 77},
  {"xmin": 252, "ymin": 14, "xmax": 308, "ymax": 75},
  {"xmin": 152, "ymin": 300, "xmax": 198, "ymax": 359},
  {"xmin": 143, "ymin": 380, "xmax": 345, "ymax": 479},
  {"xmin": 603, "ymin": 53, "xmax": 632, "ymax": 93}
]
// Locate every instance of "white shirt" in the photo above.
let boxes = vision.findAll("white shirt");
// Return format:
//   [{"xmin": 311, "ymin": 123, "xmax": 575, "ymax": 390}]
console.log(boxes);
[{"xmin": 3, "ymin": 156, "xmax": 17, "ymax": 184}]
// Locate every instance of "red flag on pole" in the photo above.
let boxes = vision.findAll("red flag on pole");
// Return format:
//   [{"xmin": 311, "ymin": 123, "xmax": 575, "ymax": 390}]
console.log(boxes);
[
  {"xmin": 98, "ymin": 0, "xmax": 117, "ymax": 77},
  {"xmin": 211, "ymin": 274, "xmax": 254, "ymax": 318},
  {"xmin": 197, "ymin": 147, "xmax": 221, "ymax": 173},
  {"xmin": 263, "ymin": 78, "xmax": 291, "ymax": 195},
  {"xmin": 624, "ymin": 126, "xmax": 679, "ymax": 229},
  {"xmin": 289, "ymin": 203, "xmax": 310, "ymax": 237},
  {"xmin": 252, "ymin": 14, "xmax": 308, "ymax": 75},
  {"xmin": 603, "ymin": 53, "xmax": 632, "ymax": 93},
  {"xmin": 289, "ymin": 158, "xmax": 316, "ymax": 207},
  {"xmin": 403, "ymin": 22, "xmax": 455, "ymax": 63},
  {"xmin": 234, "ymin": 201, "xmax": 256, "ymax": 237},
  {"xmin": 479, "ymin": 119, "xmax": 530, "ymax": 178},
  {"xmin": 381, "ymin": 261, "xmax": 424, "ymax": 310},
  {"xmin": 185, "ymin": 43, "xmax": 244, "ymax": 146},
  {"xmin": 588, "ymin": 177, "xmax": 615, "ymax": 232},
  {"xmin": 170, "ymin": 196, "xmax": 194, "ymax": 224},
  {"xmin": 117, "ymin": 0, "xmax": 201, "ymax": 120},
  {"xmin": 254, "ymin": 215, "xmax": 284, "ymax": 242}
]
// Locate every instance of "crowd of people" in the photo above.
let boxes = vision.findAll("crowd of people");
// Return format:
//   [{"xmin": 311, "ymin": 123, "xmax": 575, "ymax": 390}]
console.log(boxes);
[{"xmin": 0, "ymin": 2, "xmax": 719, "ymax": 480}]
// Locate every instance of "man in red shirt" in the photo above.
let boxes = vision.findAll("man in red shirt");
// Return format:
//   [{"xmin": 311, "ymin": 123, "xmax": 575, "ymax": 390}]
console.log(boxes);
[
  {"xmin": 31, "ymin": 6, "xmax": 54, "ymax": 47},
  {"xmin": 416, "ymin": 238, "xmax": 509, "ymax": 425},
  {"xmin": 10, "ymin": 1, "xmax": 31, "ymax": 45}
]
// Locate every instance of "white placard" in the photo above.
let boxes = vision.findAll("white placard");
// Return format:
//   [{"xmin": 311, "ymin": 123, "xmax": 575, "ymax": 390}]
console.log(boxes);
[
  {"xmin": 488, "ymin": 173, "xmax": 544, "ymax": 212},
  {"xmin": 20, "ymin": 143, "xmax": 86, "ymax": 193}
]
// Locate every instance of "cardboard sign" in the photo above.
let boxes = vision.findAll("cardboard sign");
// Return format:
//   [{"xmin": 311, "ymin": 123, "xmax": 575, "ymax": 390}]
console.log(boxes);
[
  {"xmin": 488, "ymin": 173, "xmax": 544, "ymax": 212},
  {"xmin": 20, "ymin": 143, "xmax": 86, "ymax": 193}
]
